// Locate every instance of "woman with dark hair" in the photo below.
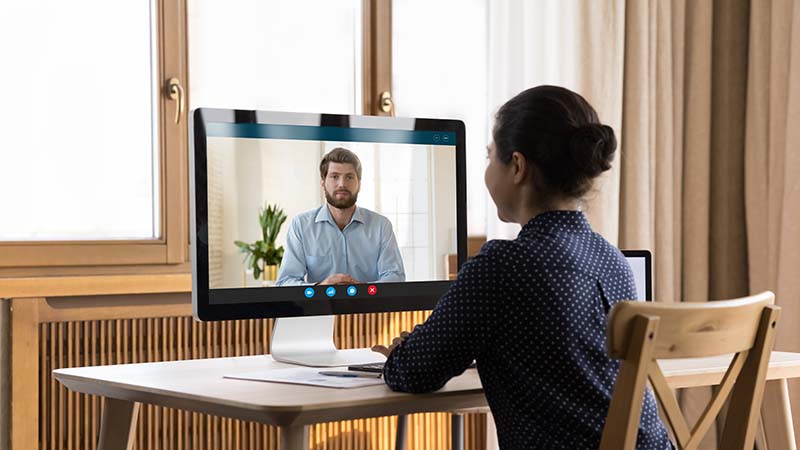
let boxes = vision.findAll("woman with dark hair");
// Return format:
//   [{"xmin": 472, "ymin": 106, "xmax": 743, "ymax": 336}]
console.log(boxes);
[{"xmin": 373, "ymin": 86, "xmax": 673, "ymax": 449}]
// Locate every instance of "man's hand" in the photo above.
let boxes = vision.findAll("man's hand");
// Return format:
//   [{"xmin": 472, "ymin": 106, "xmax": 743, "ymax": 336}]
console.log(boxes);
[
  {"xmin": 320, "ymin": 273, "xmax": 361, "ymax": 285},
  {"xmin": 371, "ymin": 331, "xmax": 410, "ymax": 357}
]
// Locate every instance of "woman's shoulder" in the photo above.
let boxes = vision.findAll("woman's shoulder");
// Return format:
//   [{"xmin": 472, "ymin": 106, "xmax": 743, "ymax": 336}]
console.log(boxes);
[
  {"xmin": 476, "ymin": 238, "xmax": 521, "ymax": 258},
  {"xmin": 479, "ymin": 235, "xmax": 551, "ymax": 258},
  {"xmin": 468, "ymin": 238, "xmax": 538, "ymax": 272}
]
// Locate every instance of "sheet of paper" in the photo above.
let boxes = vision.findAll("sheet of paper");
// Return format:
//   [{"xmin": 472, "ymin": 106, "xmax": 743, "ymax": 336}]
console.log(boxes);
[{"xmin": 224, "ymin": 367, "xmax": 385, "ymax": 389}]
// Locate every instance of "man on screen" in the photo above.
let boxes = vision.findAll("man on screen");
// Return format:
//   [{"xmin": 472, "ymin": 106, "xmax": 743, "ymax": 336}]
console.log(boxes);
[{"xmin": 276, "ymin": 147, "xmax": 406, "ymax": 286}]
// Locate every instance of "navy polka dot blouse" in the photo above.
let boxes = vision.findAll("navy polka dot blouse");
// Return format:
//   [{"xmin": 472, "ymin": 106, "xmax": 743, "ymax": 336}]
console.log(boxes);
[{"xmin": 383, "ymin": 211, "xmax": 673, "ymax": 450}]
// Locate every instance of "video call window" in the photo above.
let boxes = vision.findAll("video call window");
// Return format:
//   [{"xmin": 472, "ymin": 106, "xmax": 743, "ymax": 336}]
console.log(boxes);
[{"xmin": 205, "ymin": 134, "xmax": 457, "ymax": 291}]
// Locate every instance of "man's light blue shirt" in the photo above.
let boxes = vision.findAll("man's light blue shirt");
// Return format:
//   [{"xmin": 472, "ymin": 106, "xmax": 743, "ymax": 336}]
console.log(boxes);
[{"xmin": 276, "ymin": 205, "xmax": 406, "ymax": 285}]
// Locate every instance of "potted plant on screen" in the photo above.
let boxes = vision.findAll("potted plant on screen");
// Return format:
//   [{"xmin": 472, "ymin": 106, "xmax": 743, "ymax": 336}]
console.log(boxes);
[{"xmin": 234, "ymin": 203, "xmax": 287, "ymax": 286}]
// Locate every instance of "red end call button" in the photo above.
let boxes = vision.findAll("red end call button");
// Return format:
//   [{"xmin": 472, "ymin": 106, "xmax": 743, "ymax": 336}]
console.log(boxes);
[{"xmin": 367, "ymin": 285, "xmax": 377, "ymax": 296}]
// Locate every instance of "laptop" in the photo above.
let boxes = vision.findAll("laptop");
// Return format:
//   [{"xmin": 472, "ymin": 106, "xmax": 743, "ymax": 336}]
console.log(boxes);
[{"xmin": 621, "ymin": 250, "xmax": 652, "ymax": 301}]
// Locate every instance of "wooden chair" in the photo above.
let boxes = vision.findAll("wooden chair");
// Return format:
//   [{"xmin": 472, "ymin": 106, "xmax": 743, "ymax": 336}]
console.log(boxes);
[{"xmin": 600, "ymin": 291, "xmax": 780, "ymax": 450}]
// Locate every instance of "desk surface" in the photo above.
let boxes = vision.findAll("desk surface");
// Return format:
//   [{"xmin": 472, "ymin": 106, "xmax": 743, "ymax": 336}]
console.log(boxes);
[
  {"xmin": 54, "ymin": 351, "xmax": 486, "ymax": 426},
  {"xmin": 54, "ymin": 351, "xmax": 800, "ymax": 428}
]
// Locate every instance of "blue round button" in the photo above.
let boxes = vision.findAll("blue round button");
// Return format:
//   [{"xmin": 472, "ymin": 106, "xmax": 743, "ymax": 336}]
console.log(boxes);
[
  {"xmin": 304, "ymin": 287, "xmax": 315, "ymax": 298},
  {"xmin": 346, "ymin": 285, "xmax": 357, "ymax": 297},
  {"xmin": 325, "ymin": 286, "xmax": 336, "ymax": 297}
]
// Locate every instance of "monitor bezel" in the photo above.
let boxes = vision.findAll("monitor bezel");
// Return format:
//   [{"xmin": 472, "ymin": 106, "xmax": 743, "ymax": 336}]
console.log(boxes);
[
  {"xmin": 190, "ymin": 108, "xmax": 468, "ymax": 321},
  {"xmin": 621, "ymin": 249, "xmax": 652, "ymax": 301}
]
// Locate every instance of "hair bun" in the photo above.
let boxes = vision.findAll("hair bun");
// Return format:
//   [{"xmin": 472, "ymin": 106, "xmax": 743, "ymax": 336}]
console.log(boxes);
[{"xmin": 567, "ymin": 123, "xmax": 617, "ymax": 177}]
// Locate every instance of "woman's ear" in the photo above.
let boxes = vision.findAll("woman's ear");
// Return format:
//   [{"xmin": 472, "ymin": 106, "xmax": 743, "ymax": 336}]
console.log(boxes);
[{"xmin": 510, "ymin": 151, "xmax": 528, "ymax": 185}]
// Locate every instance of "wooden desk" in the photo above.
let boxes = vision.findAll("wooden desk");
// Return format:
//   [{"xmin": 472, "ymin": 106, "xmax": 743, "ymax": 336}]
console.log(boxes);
[{"xmin": 55, "ymin": 350, "xmax": 800, "ymax": 450}]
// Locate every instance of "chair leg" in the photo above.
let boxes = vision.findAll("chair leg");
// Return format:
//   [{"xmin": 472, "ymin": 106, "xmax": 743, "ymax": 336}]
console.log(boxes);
[
  {"xmin": 395, "ymin": 415, "xmax": 407, "ymax": 450},
  {"xmin": 451, "ymin": 414, "xmax": 464, "ymax": 450}
]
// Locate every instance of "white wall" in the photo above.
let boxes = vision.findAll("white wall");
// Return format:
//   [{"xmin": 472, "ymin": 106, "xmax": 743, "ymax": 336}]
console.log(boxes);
[
  {"xmin": 431, "ymin": 145, "xmax": 458, "ymax": 279},
  {"xmin": 208, "ymin": 138, "xmax": 320, "ymax": 288}
]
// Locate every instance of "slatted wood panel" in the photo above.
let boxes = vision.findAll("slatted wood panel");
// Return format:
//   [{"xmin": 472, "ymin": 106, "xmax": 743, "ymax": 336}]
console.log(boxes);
[{"xmin": 39, "ymin": 313, "xmax": 486, "ymax": 450}]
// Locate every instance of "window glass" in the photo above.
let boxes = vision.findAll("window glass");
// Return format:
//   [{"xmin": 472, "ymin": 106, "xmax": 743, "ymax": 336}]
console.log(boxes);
[
  {"xmin": 392, "ymin": 0, "xmax": 488, "ymax": 235},
  {"xmin": 189, "ymin": 0, "xmax": 363, "ymax": 115},
  {"xmin": 0, "ymin": 0, "xmax": 160, "ymax": 240}
]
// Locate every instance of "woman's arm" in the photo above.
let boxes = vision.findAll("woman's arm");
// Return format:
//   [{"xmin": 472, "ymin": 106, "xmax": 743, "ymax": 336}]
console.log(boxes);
[{"xmin": 381, "ymin": 242, "xmax": 504, "ymax": 392}]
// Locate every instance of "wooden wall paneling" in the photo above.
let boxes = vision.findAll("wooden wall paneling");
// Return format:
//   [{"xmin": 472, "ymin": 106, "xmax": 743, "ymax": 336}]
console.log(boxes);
[
  {"xmin": 92, "ymin": 320, "xmax": 98, "ymax": 450},
  {"xmin": 36, "ymin": 293, "xmax": 191, "ymax": 323},
  {"xmin": 59, "ymin": 321, "xmax": 65, "ymax": 450},
  {"xmin": 81, "ymin": 322, "xmax": 88, "ymax": 449},
  {"xmin": 0, "ymin": 274, "xmax": 191, "ymax": 300},
  {"xmin": 52, "ymin": 322, "xmax": 59, "ymax": 450},
  {"xmin": 10, "ymin": 297, "xmax": 41, "ymax": 450},
  {"xmin": 39, "ymin": 322, "xmax": 46, "ymax": 450},
  {"xmin": 67, "ymin": 321, "xmax": 74, "ymax": 450},
  {"xmin": 15, "ymin": 294, "xmax": 486, "ymax": 450},
  {"xmin": 0, "ymin": 300, "xmax": 10, "ymax": 450}
]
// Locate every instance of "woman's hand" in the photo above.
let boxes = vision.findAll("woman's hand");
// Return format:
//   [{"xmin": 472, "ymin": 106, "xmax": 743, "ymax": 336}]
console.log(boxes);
[{"xmin": 371, "ymin": 331, "xmax": 411, "ymax": 357}]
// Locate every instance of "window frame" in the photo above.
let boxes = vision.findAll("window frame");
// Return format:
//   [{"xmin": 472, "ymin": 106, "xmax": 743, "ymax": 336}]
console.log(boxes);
[
  {"xmin": 362, "ymin": 0, "xmax": 393, "ymax": 116},
  {"xmin": 0, "ymin": 0, "xmax": 189, "ymax": 269}
]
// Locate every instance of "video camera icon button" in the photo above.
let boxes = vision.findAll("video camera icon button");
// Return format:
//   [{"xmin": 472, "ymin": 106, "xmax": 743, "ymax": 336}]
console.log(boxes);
[
  {"xmin": 325, "ymin": 286, "xmax": 336, "ymax": 298},
  {"xmin": 304, "ymin": 287, "xmax": 315, "ymax": 299}
]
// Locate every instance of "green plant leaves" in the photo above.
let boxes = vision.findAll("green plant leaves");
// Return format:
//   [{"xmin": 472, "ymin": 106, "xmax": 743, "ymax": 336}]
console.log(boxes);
[
  {"xmin": 261, "ymin": 204, "xmax": 287, "ymax": 244},
  {"xmin": 234, "ymin": 240, "xmax": 252, "ymax": 252},
  {"xmin": 234, "ymin": 203, "xmax": 287, "ymax": 280}
]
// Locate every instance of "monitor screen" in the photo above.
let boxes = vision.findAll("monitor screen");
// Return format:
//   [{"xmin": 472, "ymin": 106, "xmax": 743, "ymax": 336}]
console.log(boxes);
[{"xmin": 191, "ymin": 109, "xmax": 467, "ymax": 321}]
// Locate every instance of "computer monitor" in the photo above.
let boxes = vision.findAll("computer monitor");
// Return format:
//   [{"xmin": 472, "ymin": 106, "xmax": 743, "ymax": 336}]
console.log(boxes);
[
  {"xmin": 190, "ymin": 108, "xmax": 466, "ymax": 366},
  {"xmin": 622, "ymin": 250, "xmax": 652, "ymax": 301}
]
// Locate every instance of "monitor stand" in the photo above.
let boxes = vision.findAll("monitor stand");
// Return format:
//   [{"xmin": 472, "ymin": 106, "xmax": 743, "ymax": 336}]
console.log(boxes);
[{"xmin": 270, "ymin": 315, "xmax": 387, "ymax": 367}]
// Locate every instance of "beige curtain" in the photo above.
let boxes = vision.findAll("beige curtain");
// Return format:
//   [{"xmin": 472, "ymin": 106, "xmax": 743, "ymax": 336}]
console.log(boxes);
[
  {"xmin": 746, "ymin": 0, "xmax": 800, "ymax": 440},
  {"xmin": 616, "ymin": 1, "xmax": 749, "ymax": 447},
  {"xmin": 489, "ymin": 0, "xmax": 800, "ymax": 448},
  {"xmin": 618, "ymin": 0, "xmax": 800, "ymax": 446}
]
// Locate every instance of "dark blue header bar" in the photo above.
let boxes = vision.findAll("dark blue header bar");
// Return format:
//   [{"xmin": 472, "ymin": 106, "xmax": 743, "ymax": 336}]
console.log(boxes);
[{"xmin": 206, "ymin": 122, "xmax": 456, "ymax": 146}]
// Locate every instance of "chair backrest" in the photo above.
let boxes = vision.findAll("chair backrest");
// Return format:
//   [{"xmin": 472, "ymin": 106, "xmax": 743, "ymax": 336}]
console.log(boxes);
[{"xmin": 599, "ymin": 291, "xmax": 780, "ymax": 450}]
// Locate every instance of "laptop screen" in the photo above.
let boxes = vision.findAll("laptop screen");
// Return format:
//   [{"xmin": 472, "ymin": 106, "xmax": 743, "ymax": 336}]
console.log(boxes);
[{"xmin": 622, "ymin": 250, "xmax": 652, "ymax": 301}]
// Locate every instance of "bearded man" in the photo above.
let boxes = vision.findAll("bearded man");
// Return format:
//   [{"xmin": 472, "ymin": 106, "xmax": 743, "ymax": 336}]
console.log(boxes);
[{"xmin": 276, "ymin": 147, "xmax": 406, "ymax": 286}]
